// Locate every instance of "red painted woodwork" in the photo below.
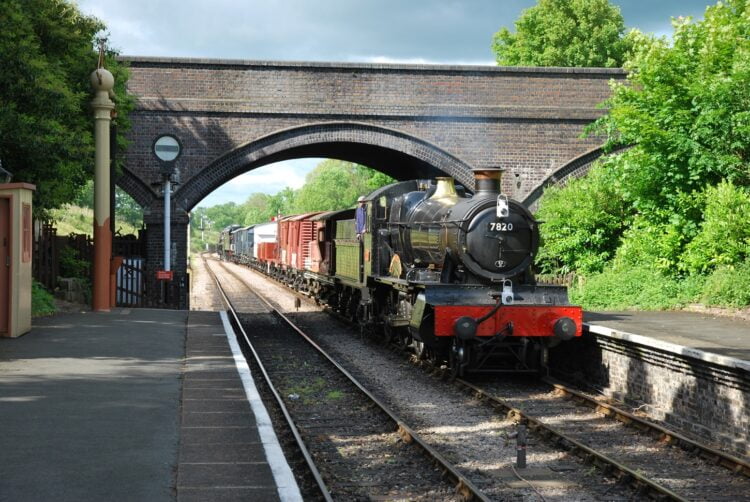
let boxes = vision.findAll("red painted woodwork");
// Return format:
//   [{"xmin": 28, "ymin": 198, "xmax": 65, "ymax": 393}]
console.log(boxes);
[{"xmin": 278, "ymin": 213, "xmax": 321, "ymax": 270}]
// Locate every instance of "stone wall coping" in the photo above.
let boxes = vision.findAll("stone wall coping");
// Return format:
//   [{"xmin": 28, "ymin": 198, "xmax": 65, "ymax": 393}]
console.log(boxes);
[
  {"xmin": 119, "ymin": 55, "xmax": 626, "ymax": 76},
  {"xmin": 586, "ymin": 323, "xmax": 750, "ymax": 373}
]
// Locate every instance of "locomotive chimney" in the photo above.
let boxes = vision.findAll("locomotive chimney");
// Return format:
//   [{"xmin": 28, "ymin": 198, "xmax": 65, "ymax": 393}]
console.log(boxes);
[
  {"xmin": 430, "ymin": 177, "xmax": 458, "ymax": 200},
  {"xmin": 473, "ymin": 167, "xmax": 504, "ymax": 194}
]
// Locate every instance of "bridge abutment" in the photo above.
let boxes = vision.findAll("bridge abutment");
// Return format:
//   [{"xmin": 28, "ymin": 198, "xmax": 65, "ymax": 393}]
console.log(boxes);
[{"xmin": 143, "ymin": 207, "xmax": 189, "ymax": 309}]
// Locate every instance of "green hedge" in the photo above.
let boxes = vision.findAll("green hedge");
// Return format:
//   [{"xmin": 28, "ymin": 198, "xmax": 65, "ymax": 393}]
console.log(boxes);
[{"xmin": 32, "ymin": 280, "xmax": 56, "ymax": 317}]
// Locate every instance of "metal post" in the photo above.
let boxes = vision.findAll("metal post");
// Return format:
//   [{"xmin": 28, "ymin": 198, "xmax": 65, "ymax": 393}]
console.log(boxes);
[
  {"xmin": 516, "ymin": 424, "xmax": 527, "ymax": 468},
  {"xmin": 164, "ymin": 178, "xmax": 171, "ymax": 272},
  {"xmin": 90, "ymin": 66, "xmax": 115, "ymax": 312}
]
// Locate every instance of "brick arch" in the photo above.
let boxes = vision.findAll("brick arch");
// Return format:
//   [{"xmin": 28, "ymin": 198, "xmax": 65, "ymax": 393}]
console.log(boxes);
[
  {"xmin": 116, "ymin": 166, "xmax": 158, "ymax": 209},
  {"xmin": 521, "ymin": 144, "xmax": 628, "ymax": 211},
  {"xmin": 174, "ymin": 121, "xmax": 476, "ymax": 212}
]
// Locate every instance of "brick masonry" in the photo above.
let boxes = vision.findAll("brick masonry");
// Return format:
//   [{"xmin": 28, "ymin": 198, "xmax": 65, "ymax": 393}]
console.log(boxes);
[
  {"xmin": 118, "ymin": 57, "xmax": 625, "ymax": 307},
  {"xmin": 550, "ymin": 332, "xmax": 750, "ymax": 457}
]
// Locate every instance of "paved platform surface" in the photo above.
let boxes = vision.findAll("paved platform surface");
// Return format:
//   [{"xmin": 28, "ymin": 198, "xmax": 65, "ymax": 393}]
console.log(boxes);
[
  {"xmin": 0, "ymin": 308, "xmax": 186, "ymax": 502},
  {"xmin": 178, "ymin": 311, "xmax": 283, "ymax": 502},
  {"xmin": 0, "ymin": 308, "xmax": 296, "ymax": 502},
  {"xmin": 585, "ymin": 310, "xmax": 750, "ymax": 362}
]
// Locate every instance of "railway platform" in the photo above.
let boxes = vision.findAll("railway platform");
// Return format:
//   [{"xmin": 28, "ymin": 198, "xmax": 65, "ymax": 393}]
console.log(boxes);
[
  {"xmin": 0, "ymin": 308, "xmax": 300, "ymax": 502},
  {"xmin": 585, "ymin": 310, "xmax": 750, "ymax": 364}
]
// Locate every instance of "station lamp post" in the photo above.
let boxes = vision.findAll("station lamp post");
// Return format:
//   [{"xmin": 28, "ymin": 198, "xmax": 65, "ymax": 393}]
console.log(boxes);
[
  {"xmin": 152, "ymin": 135, "xmax": 181, "ymax": 281},
  {"xmin": 90, "ymin": 65, "xmax": 115, "ymax": 311}
]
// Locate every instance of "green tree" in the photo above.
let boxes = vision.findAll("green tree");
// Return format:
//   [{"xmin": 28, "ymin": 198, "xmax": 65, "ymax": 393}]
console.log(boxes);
[
  {"xmin": 537, "ymin": 0, "xmax": 750, "ymax": 302},
  {"xmin": 203, "ymin": 202, "xmax": 246, "ymax": 231},
  {"xmin": 292, "ymin": 160, "xmax": 394, "ymax": 212},
  {"xmin": 492, "ymin": 0, "xmax": 631, "ymax": 67},
  {"xmin": 588, "ymin": 0, "xmax": 750, "ymax": 271},
  {"xmin": 0, "ymin": 0, "xmax": 132, "ymax": 215},
  {"xmin": 535, "ymin": 164, "xmax": 630, "ymax": 274},
  {"xmin": 115, "ymin": 187, "xmax": 142, "ymax": 230},
  {"xmin": 242, "ymin": 192, "xmax": 272, "ymax": 226},
  {"xmin": 267, "ymin": 187, "xmax": 297, "ymax": 218}
]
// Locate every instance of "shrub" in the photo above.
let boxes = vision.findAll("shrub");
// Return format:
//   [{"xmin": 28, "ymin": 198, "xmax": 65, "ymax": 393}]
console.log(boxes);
[
  {"xmin": 570, "ymin": 265, "xmax": 700, "ymax": 311},
  {"xmin": 682, "ymin": 182, "xmax": 750, "ymax": 274},
  {"xmin": 700, "ymin": 261, "xmax": 750, "ymax": 308},
  {"xmin": 32, "ymin": 280, "xmax": 56, "ymax": 317},
  {"xmin": 59, "ymin": 247, "xmax": 89, "ymax": 279},
  {"xmin": 535, "ymin": 163, "xmax": 630, "ymax": 275}
]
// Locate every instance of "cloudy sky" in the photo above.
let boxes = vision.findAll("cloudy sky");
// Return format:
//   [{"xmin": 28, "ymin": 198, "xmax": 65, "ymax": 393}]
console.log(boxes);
[{"xmin": 75, "ymin": 0, "xmax": 712, "ymax": 207}]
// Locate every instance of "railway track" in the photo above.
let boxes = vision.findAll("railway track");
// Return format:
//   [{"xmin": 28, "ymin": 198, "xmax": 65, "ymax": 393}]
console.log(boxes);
[
  {"xmin": 442, "ymin": 374, "xmax": 750, "ymax": 501},
  {"xmin": 204, "ymin": 256, "xmax": 489, "ymax": 501},
  {"xmin": 210, "ymin": 256, "xmax": 750, "ymax": 501}
]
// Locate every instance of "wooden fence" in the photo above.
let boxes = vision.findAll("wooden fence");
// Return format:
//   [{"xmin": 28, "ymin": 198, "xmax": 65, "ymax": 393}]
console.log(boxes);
[
  {"xmin": 33, "ymin": 223, "xmax": 146, "ymax": 306},
  {"xmin": 33, "ymin": 222, "xmax": 58, "ymax": 291}
]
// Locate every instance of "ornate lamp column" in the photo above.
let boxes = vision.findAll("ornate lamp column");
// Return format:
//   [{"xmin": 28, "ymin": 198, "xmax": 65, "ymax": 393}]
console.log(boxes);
[{"xmin": 90, "ymin": 67, "xmax": 115, "ymax": 311}]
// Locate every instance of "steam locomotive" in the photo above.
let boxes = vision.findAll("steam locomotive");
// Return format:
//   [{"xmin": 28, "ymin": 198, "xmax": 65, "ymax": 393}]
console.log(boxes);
[{"xmin": 219, "ymin": 168, "xmax": 582, "ymax": 375}]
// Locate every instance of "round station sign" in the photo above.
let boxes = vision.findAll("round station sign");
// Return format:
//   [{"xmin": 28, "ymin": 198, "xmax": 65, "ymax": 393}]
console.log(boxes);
[{"xmin": 153, "ymin": 134, "xmax": 181, "ymax": 163}]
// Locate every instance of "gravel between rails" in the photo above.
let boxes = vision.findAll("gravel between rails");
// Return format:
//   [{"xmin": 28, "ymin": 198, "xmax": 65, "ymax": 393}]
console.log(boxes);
[
  {"xmin": 190, "ymin": 253, "xmax": 225, "ymax": 311},
  {"xmin": 477, "ymin": 378, "xmax": 750, "ymax": 500},
  {"xmin": 218, "ymin": 260, "xmax": 629, "ymax": 501}
]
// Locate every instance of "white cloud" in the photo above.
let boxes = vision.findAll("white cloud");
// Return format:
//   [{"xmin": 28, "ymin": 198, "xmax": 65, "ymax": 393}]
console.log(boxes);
[{"xmin": 195, "ymin": 158, "xmax": 321, "ymax": 208}]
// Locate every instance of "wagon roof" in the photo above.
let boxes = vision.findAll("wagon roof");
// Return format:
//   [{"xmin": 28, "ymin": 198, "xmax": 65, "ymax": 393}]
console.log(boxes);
[
  {"xmin": 315, "ymin": 208, "xmax": 356, "ymax": 221},
  {"xmin": 286, "ymin": 211, "xmax": 324, "ymax": 221}
]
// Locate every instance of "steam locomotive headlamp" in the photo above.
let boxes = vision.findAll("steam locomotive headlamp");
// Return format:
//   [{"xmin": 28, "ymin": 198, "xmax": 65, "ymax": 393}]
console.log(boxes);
[
  {"xmin": 502, "ymin": 279, "xmax": 514, "ymax": 305},
  {"xmin": 497, "ymin": 194, "xmax": 510, "ymax": 218}
]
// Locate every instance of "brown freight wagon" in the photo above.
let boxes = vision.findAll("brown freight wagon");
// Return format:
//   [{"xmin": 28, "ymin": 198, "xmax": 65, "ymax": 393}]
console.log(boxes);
[{"xmin": 278, "ymin": 212, "xmax": 322, "ymax": 271}]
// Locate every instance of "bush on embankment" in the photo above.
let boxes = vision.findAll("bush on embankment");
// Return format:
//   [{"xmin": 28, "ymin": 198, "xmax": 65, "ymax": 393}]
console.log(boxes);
[{"xmin": 32, "ymin": 280, "xmax": 56, "ymax": 317}]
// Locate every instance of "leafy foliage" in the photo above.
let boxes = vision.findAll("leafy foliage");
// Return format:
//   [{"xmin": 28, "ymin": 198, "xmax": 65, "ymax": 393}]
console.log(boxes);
[
  {"xmin": 535, "ymin": 164, "xmax": 630, "ymax": 274},
  {"xmin": 292, "ymin": 160, "xmax": 394, "ymax": 213},
  {"xmin": 681, "ymin": 182, "xmax": 750, "ymax": 273},
  {"xmin": 700, "ymin": 260, "xmax": 750, "ymax": 307},
  {"xmin": 58, "ymin": 247, "xmax": 89, "ymax": 279},
  {"xmin": 492, "ymin": 0, "xmax": 631, "ymax": 67},
  {"xmin": 591, "ymin": 1, "xmax": 750, "ymax": 214},
  {"xmin": 535, "ymin": 1, "xmax": 750, "ymax": 309},
  {"xmin": 189, "ymin": 160, "xmax": 394, "ymax": 252},
  {"xmin": 32, "ymin": 280, "xmax": 56, "ymax": 317},
  {"xmin": 72, "ymin": 180, "xmax": 143, "ymax": 230},
  {"xmin": 570, "ymin": 266, "xmax": 702, "ymax": 311},
  {"xmin": 0, "ymin": 0, "xmax": 132, "ymax": 215}
]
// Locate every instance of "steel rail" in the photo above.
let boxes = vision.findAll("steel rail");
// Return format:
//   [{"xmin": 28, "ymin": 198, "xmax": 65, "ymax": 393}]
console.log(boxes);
[
  {"xmin": 212, "ymin": 257, "xmax": 491, "ymax": 502},
  {"xmin": 448, "ymin": 375, "xmax": 687, "ymax": 501},
  {"xmin": 203, "ymin": 256, "xmax": 334, "ymax": 502},
  {"xmin": 540, "ymin": 377, "xmax": 750, "ymax": 478}
]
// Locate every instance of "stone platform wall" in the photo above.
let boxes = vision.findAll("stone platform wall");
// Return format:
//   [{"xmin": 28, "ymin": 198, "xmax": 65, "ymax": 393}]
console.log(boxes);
[{"xmin": 550, "ymin": 328, "xmax": 750, "ymax": 457}]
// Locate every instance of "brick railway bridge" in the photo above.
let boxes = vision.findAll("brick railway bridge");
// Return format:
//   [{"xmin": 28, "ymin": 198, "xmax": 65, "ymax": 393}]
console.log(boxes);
[{"xmin": 117, "ymin": 56, "xmax": 625, "ymax": 308}]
